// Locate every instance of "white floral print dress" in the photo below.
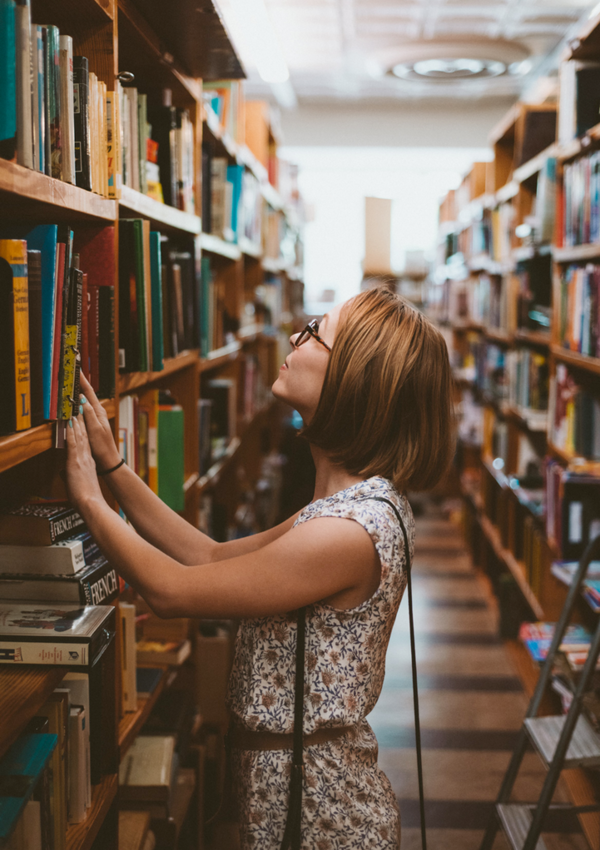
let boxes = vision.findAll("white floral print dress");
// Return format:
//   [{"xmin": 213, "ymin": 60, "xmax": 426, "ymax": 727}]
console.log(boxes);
[{"xmin": 228, "ymin": 475, "xmax": 414, "ymax": 850}]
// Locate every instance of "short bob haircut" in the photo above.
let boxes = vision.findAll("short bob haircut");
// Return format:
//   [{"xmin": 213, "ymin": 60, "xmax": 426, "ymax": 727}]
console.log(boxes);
[{"xmin": 302, "ymin": 286, "xmax": 455, "ymax": 492}]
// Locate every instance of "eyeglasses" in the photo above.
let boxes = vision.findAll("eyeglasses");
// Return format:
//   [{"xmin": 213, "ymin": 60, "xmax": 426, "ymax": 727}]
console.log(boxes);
[{"xmin": 293, "ymin": 319, "xmax": 331, "ymax": 352}]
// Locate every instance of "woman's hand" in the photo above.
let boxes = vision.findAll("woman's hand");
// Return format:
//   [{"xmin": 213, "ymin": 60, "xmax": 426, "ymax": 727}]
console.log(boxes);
[
  {"xmin": 65, "ymin": 415, "xmax": 105, "ymax": 513},
  {"xmin": 79, "ymin": 373, "xmax": 121, "ymax": 471}
]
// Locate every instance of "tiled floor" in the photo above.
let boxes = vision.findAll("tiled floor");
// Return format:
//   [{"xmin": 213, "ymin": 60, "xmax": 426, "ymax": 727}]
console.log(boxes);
[{"xmin": 369, "ymin": 502, "xmax": 591, "ymax": 850}]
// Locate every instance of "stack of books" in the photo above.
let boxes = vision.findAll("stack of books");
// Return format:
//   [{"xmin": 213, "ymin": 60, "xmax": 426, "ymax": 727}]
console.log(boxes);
[
  {"xmin": 551, "ymin": 559, "xmax": 600, "ymax": 611},
  {"xmin": 558, "ymin": 264, "xmax": 600, "ymax": 358},
  {"xmin": 519, "ymin": 620, "xmax": 592, "ymax": 663},
  {"xmin": 0, "ymin": 501, "xmax": 119, "ymax": 605},
  {"xmin": 548, "ymin": 365, "xmax": 600, "ymax": 460}
]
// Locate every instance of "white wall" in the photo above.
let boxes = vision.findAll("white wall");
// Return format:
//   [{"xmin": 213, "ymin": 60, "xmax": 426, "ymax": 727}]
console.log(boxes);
[{"xmin": 280, "ymin": 145, "xmax": 491, "ymax": 313}]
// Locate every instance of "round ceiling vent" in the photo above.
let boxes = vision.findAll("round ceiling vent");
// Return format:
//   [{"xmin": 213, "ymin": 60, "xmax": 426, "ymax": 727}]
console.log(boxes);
[{"xmin": 371, "ymin": 39, "xmax": 530, "ymax": 82}]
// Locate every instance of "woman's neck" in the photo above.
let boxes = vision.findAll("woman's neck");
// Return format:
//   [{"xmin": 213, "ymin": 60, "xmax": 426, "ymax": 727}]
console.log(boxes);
[{"xmin": 310, "ymin": 444, "xmax": 365, "ymax": 502}]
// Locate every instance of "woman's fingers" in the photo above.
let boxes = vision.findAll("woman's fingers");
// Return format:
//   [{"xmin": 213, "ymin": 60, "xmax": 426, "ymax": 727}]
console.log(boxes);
[{"xmin": 80, "ymin": 373, "xmax": 104, "ymax": 416}]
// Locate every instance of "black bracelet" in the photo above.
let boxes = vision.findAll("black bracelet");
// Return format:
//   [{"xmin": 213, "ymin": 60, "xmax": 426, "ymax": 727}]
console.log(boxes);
[{"xmin": 97, "ymin": 458, "xmax": 126, "ymax": 476}]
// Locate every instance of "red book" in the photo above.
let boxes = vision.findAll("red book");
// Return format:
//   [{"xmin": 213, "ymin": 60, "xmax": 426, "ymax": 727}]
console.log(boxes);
[
  {"xmin": 88, "ymin": 284, "xmax": 100, "ymax": 392},
  {"xmin": 50, "ymin": 243, "xmax": 65, "ymax": 419},
  {"xmin": 80, "ymin": 273, "xmax": 89, "ymax": 384},
  {"xmin": 73, "ymin": 227, "xmax": 115, "ymax": 288}
]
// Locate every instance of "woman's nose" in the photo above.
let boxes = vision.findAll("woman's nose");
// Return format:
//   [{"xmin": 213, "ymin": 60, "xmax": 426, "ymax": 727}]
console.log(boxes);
[{"xmin": 289, "ymin": 333, "xmax": 298, "ymax": 349}]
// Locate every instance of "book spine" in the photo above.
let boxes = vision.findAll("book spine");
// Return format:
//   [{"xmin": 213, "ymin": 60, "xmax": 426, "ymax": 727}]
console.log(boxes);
[
  {"xmin": 106, "ymin": 90, "xmax": 118, "ymax": 199},
  {"xmin": 45, "ymin": 25, "xmax": 61, "ymax": 180},
  {"xmin": 15, "ymin": 1, "xmax": 32, "ymax": 169},
  {"xmin": 27, "ymin": 249, "xmax": 43, "ymax": 426},
  {"xmin": 49, "ymin": 241, "xmax": 64, "ymax": 419},
  {"xmin": 82, "ymin": 562, "xmax": 119, "ymax": 606},
  {"xmin": 56, "ymin": 227, "xmax": 73, "ymax": 421},
  {"xmin": 0, "ymin": 239, "xmax": 31, "ymax": 431},
  {"xmin": 48, "ymin": 510, "xmax": 85, "ymax": 542},
  {"xmin": 98, "ymin": 285, "xmax": 115, "ymax": 398},
  {"xmin": 88, "ymin": 283, "xmax": 100, "ymax": 390},
  {"xmin": 60, "ymin": 268, "xmax": 81, "ymax": 420},
  {"xmin": 33, "ymin": 25, "xmax": 44, "ymax": 172},
  {"xmin": 80, "ymin": 272, "xmax": 89, "ymax": 382},
  {"xmin": 0, "ymin": 0, "xmax": 16, "ymax": 159},
  {"xmin": 58, "ymin": 36, "xmax": 75, "ymax": 185},
  {"xmin": 149, "ymin": 232, "xmax": 164, "ymax": 371},
  {"xmin": 72, "ymin": 56, "xmax": 91, "ymax": 190},
  {"xmin": 88, "ymin": 70, "xmax": 97, "ymax": 193},
  {"xmin": 138, "ymin": 92, "xmax": 148, "ymax": 195},
  {"xmin": 0, "ymin": 641, "xmax": 88, "ymax": 664}
]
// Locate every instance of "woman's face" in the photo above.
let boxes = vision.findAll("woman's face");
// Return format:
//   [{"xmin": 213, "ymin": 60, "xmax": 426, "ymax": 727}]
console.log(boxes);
[{"xmin": 272, "ymin": 302, "xmax": 342, "ymax": 422}]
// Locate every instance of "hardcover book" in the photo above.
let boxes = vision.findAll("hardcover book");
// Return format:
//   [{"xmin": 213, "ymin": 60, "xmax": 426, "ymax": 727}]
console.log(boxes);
[
  {"xmin": 0, "ymin": 734, "xmax": 57, "ymax": 847},
  {"xmin": 0, "ymin": 603, "xmax": 114, "ymax": 666},
  {"xmin": 0, "ymin": 555, "xmax": 118, "ymax": 605},
  {"xmin": 0, "ymin": 239, "xmax": 31, "ymax": 434},
  {"xmin": 0, "ymin": 502, "xmax": 85, "ymax": 546}
]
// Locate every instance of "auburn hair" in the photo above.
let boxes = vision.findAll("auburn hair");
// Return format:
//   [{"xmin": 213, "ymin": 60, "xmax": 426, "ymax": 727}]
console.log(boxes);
[{"xmin": 302, "ymin": 287, "xmax": 455, "ymax": 492}]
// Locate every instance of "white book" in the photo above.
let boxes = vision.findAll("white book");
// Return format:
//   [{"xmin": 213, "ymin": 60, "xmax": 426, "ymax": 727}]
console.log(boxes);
[
  {"xmin": 63, "ymin": 672, "xmax": 92, "ymax": 810},
  {"xmin": 15, "ymin": 3, "xmax": 33, "ymax": 169},
  {"xmin": 68, "ymin": 706, "xmax": 87, "ymax": 823},
  {"xmin": 88, "ymin": 72, "xmax": 98, "ymax": 193},
  {"xmin": 0, "ymin": 538, "xmax": 86, "ymax": 575},
  {"xmin": 58, "ymin": 36, "xmax": 76, "ymax": 184}
]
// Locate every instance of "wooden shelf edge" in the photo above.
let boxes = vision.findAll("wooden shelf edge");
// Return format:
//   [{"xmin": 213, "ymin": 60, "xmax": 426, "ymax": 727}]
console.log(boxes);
[
  {"xmin": 199, "ymin": 341, "xmax": 241, "ymax": 371},
  {"xmin": 0, "ymin": 159, "xmax": 116, "ymax": 220},
  {"xmin": 0, "ymin": 398, "xmax": 115, "ymax": 475},
  {"xmin": 550, "ymin": 344, "xmax": 600, "ymax": 377},
  {"xmin": 66, "ymin": 772, "xmax": 118, "ymax": 850},
  {"xmin": 514, "ymin": 329, "xmax": 551, "ymax": 347},
  {"xmin": 119, "ymin": 351, "xmax": 200, "ymax": 393},
  {"xmin": 119, "ymin": 187, "xmax": 200, "ymax": 234},
  {"xmin": 200, "ymin": 233, "xmax": 241, "ymax": 260},
  {"xmin": 479, "ymin": 514, "xmax": 544, "ymax": 619},
  {"xmin": 554, "ymin": 243, "xmax": 600, "ymax": 263},
  {"xmin": 512, "ymin": 144, "xmax": 558, "ymax": 184},
  {"xmin": 0, "ymin": 666, "xmax": 68, "ymax": 762},
  {"xmin": 118, "ymin": 668, "xmax": 169, "ymax": 759}
]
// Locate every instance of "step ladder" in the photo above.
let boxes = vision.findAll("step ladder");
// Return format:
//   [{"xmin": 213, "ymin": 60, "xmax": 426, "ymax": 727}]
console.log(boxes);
[{"xmin": 480, "ymin": 534, "xmax": 600, "ymax": 850}]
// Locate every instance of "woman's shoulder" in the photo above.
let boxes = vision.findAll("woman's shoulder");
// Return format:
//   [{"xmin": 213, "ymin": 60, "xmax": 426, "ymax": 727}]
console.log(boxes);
[{"xmin": 297, "ymin": 476, "xmax": 413, "ymax": 531}]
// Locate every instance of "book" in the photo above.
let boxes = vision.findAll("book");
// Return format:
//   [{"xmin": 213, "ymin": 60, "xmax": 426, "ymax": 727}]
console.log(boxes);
[
  {"xmin": 0, "ymin": 502, "xmax": 85, "ymax": 546},
  {"xmin": 42, "ymin": 25, "xmax": 61, "ymax": 180},
  {"xmin": 0, "ymin": 239, "xmax": 31, "ymax": 433},
  {"xmin": 0, "ymin": 0, "xmax": 16, "ymax": 161},
  {"xmin": 149, "ymin": 232, "xmax": 164, "ymax": 372},
  {"xmin": 72, "ymin": 56, "xmax": 91, "ymax": 190},
  {"xmin": 157, "ymin": 403, "xmax": 185, "ymax": 511},
  {"xmin": 0, "ymin": 555, "xmax": 119, "ymax": 605},
  {"xmin": 26, "ymin": 250, "xmax": 43, "ymax": 426},
  {"xmin": 98, "ymin": 285, "xmax": 115, "ymax": 398},
  {"xmin": 35, "ymin": 691, "xmax": 69, "ymax": 850},
  {"xmin": 32, "ymin": 25, "xmax": 44, "ymax": 173},
  {"xmin": 138, "ymin": 389, "xmax": 159, "ymax": 494},
  {"xmin": 60, "ymin": 264, "xmax": 83, "ymax": 420},
  {"xmin": 0, "ymin": 734, "xmax": 57, "ymax": 847},
  {"xmin": 68, "ymin": 706, "xmax": 87, "ymax": 822},
  {"xmin": 119, "ymin": 602, "xmax": 137, "ymax": 713},
  {"xmin": 0, "ymin": 602, "xmax": 114, "ymax": 666},
  {"xmin": 136, "ymin": 667, "xmax": 163, "ymax": 699},
  {"xmin": 124, "ymin": 87, "xmax": 139, "ymax": 192},
  {"xmin": 58, "ymin": 35, "xmax": 75, "ymax": 185},
  {"xmin": 14, "ymin": 0, "xmax": 32, "ymax": 169},
  {"xmin": 520, "ymin": 621, "xmax": 592, "ymax": 662},
  {"xmin": 136, "ymin": 638, "xmax": 191, "ymax": 667},
  {"xmin": 148, "ymin": 104, "xmax": 178, "ymax": 207},
  {"xmin": 61, "ymin": 672, "xmax": 91, "ymax": 795},
  {"xmin": 3, "ymin": 799, "xmax": 42, "ymax": 850},
  {"xmin": 0, "ymin": 532, "xmax": 97, "ymax": 574},
  {"xmin": 119, "ymin": 736, "xmax": 175, "ymax": 803}
]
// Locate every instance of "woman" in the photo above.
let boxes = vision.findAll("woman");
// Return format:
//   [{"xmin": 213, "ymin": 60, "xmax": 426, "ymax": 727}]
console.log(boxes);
[{"xmin": 66, "ymin": 286, "xmax": 455, "ymax": 849}]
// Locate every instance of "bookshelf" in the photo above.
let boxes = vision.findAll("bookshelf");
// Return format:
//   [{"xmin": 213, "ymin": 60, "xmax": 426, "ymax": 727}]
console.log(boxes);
[
  {"xmin": 434, "ymin": 14, "xmax": 600, "ymax": 844},
  {"xmin": 0, "ymin": 0, "xmax": 304, "ymax": 847}
]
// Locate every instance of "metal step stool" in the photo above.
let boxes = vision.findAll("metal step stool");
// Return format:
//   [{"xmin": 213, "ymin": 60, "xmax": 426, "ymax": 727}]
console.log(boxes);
[{"xmin": 480, "ymin": 535, "xmax": 600, "ymax": 850}]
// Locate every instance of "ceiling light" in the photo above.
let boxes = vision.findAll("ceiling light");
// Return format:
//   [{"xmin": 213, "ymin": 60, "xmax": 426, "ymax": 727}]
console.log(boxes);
[{"xmin": 393, "ymin": 57, "xmax": 506, "ymax": 80}]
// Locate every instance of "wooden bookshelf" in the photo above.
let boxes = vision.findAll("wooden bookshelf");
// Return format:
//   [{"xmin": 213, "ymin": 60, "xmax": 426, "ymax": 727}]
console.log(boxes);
[
  {"xmin": 0, "ymin": 399, "xmax": 115, "ymax": 475},
  {"xmin": 119, "ymin": 351, "xmax": 200, "ymax": 394},
  {"xmin": 485, "ymin": 328, "xmax": 514, "ymax": 346},
  {"xmin": 118, "ymin": 667, "xmax": 170, "ymax": 759},
  {"xmin": 0, "ymin": 158, "xmax": 116, "ymax": 221},
  {"xmin": 551, "ymin": 345, "xmax": 600, "ymax": 377},
  {"xmin": 199, "ymin": 340, "xmax": 241, "ymax": 372},
  {"xmin": 200, "ymin": 233, "xmax": 242, "ymax": 260},
  {"xmin": 65, "ymin": 772, "xmax": 118, "ymax": 850},
  {"xmin": 0, "ymin": 666, "xmax": 67, "ymax": 761},
  {"xmin": 119, "ymin": 186, "xmax": 201, "ymax": 235},
  {"xmin": 554, "ymin": 244, "xmax": 600, "ymax": 263},
  {"xmin": 514, "ymin": 329, "xmax": 551, "ymax": 347}
]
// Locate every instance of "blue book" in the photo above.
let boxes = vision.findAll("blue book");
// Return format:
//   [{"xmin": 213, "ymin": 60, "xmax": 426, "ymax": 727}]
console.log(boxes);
[
  {"xmin": 0, "ymin": 733, "xmax": 57, "ymax": 843},
  {"xmin": 149, "ymin": 232, "xmax": 164, "ymax": 372},
  {"xmin": 0, "ymin": 225, "xmax": 58, "ymax": 419},
  {"xmin": 226, "ymin": 164, "xmax": 244, "ymax": 242},
  {"xmin": 0, "ymin": 0, "xmax": 16, "ymax": 159}
]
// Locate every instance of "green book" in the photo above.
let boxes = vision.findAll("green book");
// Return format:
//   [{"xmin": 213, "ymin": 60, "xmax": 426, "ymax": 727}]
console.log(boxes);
[
  {"xmin": 122, "ymin": 219, "xmax": 148, "ymax": 372},
  {"xmin": 149, "ymin": 231, "xmax": 164, "ymax": 372},
  {"xmin": 158, "ymin": 405, "xmax": 185, "ymax": 512}
]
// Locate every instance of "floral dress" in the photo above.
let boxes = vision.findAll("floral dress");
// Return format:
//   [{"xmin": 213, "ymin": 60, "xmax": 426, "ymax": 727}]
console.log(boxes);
[{"xmin": 227, "ymin": 475, "xmax": 414, "ymax": 850}]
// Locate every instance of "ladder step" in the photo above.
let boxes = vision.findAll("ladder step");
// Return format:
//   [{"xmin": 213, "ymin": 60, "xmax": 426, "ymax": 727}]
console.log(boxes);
[
  {"xmin": 524, "ymin": 715, "xmax": 600, "ymax": 768},
  {"xmin": 497, "ymin": 804, "xmax": 548, "ymax": 850}
]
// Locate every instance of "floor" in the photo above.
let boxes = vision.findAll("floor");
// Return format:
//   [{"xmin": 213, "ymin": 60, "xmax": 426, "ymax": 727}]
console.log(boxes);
[{"xmin": 368, "ymin": 500, "xmax": 591, "ymax": 850}]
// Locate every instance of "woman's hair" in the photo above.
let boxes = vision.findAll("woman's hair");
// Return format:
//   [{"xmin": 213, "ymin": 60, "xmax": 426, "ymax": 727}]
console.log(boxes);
[{"xmin": 302, "ymin": 286, "xmax": 456, "ymax": 492}]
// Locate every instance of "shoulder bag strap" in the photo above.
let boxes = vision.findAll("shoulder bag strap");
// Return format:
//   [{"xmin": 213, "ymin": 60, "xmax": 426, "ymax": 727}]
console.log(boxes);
[{"xmin": 368, "ymin": 496, "xmax": 427, "ymax": 850}]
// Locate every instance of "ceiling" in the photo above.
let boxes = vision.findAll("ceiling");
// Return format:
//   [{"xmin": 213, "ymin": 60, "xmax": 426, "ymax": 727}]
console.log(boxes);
[{"xmin": 241, "ymin": 0, "xmax": 597, "ymax": 104}]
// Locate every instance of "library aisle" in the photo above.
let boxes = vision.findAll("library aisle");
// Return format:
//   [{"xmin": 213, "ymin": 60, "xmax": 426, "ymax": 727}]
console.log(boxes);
[{"xmin": 370, "ymin": 500, "xmax": 588, "ymax": 850}]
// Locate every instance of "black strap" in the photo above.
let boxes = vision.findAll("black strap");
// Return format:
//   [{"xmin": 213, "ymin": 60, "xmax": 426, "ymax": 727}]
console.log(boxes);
[
  {"xmin": 281, "ymin": 494, "xmax": 427, "ymax": 850},
  {"xmin": 369, "ymin": 496, "xmax": 427, "ymax": 850}
]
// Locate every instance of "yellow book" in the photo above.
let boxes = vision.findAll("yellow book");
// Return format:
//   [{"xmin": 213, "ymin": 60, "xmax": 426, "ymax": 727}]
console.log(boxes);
[
  {"xmin": 0, "ymin": 240, "xmax": 31, "ymax": 432},
  {"xmin": 106, "ymin": 89, "xmax": 121, "ymax": 199}
]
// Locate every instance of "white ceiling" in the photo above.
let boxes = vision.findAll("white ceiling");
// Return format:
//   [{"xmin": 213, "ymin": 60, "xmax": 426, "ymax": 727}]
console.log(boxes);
[{"xmin": 241, "ymin": 0, "xmax": 597, "ymax": 104}]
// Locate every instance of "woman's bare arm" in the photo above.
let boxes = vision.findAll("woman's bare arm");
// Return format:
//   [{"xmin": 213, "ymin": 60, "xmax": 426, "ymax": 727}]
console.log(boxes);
[{"xmin": 79, "ymin": 374, "xmax": 301, "ymax": 564}]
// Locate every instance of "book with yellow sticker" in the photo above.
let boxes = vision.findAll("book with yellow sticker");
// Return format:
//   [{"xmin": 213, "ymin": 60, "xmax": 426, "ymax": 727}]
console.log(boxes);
[{"xmin": 0, "ymin": 240, "xmax": 31, "ymax": 434}]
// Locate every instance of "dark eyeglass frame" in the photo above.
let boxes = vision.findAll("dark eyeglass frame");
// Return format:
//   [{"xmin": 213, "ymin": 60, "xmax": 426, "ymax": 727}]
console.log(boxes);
[{"xmin": 293, "ymin": 319, "xmax": 331, "ymax": 352}]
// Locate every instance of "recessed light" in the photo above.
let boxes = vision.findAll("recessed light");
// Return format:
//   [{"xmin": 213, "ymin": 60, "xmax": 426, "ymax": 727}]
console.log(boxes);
[{"xmin": 392, "ymin": 57, "xmax": 506, "ymax": 81}]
